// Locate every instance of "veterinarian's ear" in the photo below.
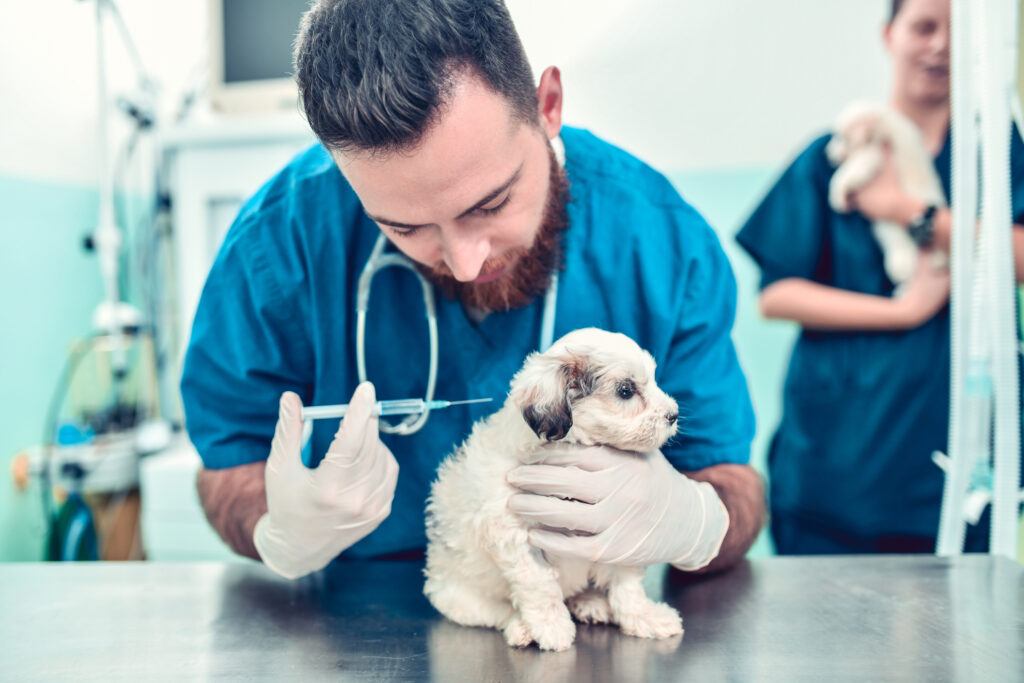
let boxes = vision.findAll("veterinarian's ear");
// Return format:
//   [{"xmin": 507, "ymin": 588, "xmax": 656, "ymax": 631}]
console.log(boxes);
[{"xmin": 509, "ymin": 347, "xmax": 594, "ymax": 441}]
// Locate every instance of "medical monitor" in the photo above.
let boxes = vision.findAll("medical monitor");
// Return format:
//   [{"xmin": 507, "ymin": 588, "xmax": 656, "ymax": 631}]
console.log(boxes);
[{"xmin": 207, "ymin": 0, "xmax": 310, "ymax": 114}]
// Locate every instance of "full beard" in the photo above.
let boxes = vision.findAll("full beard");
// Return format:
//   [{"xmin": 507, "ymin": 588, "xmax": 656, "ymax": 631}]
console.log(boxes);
[{"xmin": 418, "ymin": 144, "xmax": 570, "ymax": 314}]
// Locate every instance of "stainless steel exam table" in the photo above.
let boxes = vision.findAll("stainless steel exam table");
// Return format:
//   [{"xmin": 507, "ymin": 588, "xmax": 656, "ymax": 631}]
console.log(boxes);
[{"xmin": 2, "ymin": 555, "xmax": 1021, "ymax": 681}]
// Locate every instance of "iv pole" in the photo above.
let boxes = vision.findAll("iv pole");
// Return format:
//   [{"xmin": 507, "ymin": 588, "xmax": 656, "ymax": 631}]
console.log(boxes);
[
  {"xmin": 937, "ymin": 0, "xmax": 1022, "ymax": 559},
  {"xmin": 88, "ymin": 0, "xmax": 154, "ymax": 378}
]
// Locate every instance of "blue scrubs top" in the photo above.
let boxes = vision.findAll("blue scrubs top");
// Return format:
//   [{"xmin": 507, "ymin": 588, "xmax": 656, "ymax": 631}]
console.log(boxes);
[
  {"xmin": 181, "ymin": 126, "xmax": 755, "ymax": 558},
  {"xmin": 737, "ymin": 127, "xmax": 1024, "ymax": 539}
]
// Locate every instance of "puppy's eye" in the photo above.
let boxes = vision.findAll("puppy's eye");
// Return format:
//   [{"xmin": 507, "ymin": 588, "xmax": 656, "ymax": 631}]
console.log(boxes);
[{"xmin": 616, "ymin": 381, "xmax": 636, "ymax": 400}]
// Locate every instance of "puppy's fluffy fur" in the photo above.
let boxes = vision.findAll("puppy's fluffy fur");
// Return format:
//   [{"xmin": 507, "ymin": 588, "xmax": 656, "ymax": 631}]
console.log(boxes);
[
  {"xmin": 826, "ymin": 101, "xmax": 947, "ymax": 287},
  {"xmin": 424, "ymin": 328, "xmax": 684, "ymax": 651}
]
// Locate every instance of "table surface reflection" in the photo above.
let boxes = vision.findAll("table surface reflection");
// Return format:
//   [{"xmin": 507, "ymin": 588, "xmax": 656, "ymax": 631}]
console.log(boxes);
[{"xmin": 1, "ymin": 555, "xmax": 1021, "ymax": 681}]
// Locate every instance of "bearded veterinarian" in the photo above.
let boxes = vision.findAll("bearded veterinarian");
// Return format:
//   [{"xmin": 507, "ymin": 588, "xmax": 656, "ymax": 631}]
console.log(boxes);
[
  {"xmin": 737, "ymin": 0, "xmax": 1024, "ymax": 555},
  {"xmin": 181, "ymin": 0, "xmax": 763, "ymax": 580}
]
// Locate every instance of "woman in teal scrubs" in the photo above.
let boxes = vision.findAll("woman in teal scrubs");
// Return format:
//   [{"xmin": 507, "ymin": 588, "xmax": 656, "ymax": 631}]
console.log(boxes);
[{"xmin": 737, "ymin": 0, "xmax": 1024, "ymax": 553}]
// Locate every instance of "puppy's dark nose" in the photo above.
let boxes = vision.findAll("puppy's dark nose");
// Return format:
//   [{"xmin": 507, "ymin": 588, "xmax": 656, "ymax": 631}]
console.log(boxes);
[{"xmin": 666, "ymin": 411, "xmax": 678, "ymax": 425}]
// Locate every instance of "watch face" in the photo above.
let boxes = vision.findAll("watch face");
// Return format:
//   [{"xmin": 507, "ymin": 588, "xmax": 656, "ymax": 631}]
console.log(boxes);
[{"xmin": 909, "ymin": 205, "xmax": 937, "ymax": 247}]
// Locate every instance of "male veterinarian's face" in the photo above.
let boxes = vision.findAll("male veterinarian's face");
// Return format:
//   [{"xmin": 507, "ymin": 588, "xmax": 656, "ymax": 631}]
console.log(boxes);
[
  {"xmin": 336, "ymin": 67, "xmax": 569, "ymax": 314},
  {"xmin": 885, "ymin": 0, "xmax": 950, "ymax": 106}
]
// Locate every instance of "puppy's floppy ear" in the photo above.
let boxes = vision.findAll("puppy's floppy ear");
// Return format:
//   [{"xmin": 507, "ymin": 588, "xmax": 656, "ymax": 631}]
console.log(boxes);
[{"xmin": 509, "ymin": 346, "xmax": 595, "ymax": 441}]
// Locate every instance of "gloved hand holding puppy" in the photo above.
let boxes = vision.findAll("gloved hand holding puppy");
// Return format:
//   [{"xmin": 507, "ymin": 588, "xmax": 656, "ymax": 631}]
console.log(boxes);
[{"xmin": 508, "ymin": 444, "xmax": 728, "ymax": 571}]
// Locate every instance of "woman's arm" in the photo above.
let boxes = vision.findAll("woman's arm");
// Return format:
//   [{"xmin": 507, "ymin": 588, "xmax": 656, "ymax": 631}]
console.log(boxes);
[{"xmin": 760, "ymin": 256, "xmax": 950, "ymax": 331}]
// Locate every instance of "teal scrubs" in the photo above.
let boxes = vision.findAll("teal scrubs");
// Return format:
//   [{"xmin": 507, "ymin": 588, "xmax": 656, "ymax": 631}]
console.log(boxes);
[
  {"xmin": 181, "ymin": 126, "xmax": 755, "ymax": 559},
  {"xmin": 737, "ymin": 127, "xmax": 1024, "ymax": 553}
]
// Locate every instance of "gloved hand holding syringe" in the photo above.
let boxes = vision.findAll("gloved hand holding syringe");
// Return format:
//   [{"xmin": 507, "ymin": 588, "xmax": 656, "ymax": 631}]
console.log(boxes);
[
  {"xmin": 256, "ymin": 383, "xmax": 492, "ymax": 580},
  {"xmin": 300, "ymin": 397, "xmax": 492, "ymax": 446}
]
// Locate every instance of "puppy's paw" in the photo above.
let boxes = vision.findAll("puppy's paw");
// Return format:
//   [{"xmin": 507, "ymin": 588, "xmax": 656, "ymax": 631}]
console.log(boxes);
[
  {"xmin": 568, "ymin": 591, "xmax": 613, "ymax": 624},
  {"xmin": 503, "ymin": 614, "xmax": 533, "ymax": 648},
  {"xmin": 525, "ymin": 612, "xmax": 576, "ymax": 651},
  {"xmin": 618, "ymin": 602, "xmax": 684, "ymax": 640},
  {"xmin": 829, "ymin": 180, "xmax": 851, "ymax": 213},
  {"xmin": 886, "ymin": 248, "xmax": 918, "ymax": 284}
]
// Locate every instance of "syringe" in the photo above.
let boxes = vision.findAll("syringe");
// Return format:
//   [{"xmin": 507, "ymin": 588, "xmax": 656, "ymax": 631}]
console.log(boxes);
[{"xmin": 301, "ymin": 397, "xmax": 492, "ymax": 422}]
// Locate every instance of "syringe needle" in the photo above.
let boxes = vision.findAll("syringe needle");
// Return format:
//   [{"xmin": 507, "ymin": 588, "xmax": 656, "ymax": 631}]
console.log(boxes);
[{"xmin": 442, "ymin": 398, "xmax": 493, "ymax": 407}]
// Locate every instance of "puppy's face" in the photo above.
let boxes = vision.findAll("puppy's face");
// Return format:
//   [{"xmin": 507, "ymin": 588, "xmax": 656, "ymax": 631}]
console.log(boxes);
[{"xmin": 509, "ymin": 328, "xmax": 679, "ymax": 453}]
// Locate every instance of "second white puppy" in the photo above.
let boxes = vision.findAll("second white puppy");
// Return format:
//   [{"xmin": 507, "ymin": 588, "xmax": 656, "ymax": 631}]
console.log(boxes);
[
  {"xmin": 826, "ymin": 101, "xmax": 947, "ymax": 287},
  {"xmin": 424, "ymin": 328, "xmax": 685, "ymax": 651}
]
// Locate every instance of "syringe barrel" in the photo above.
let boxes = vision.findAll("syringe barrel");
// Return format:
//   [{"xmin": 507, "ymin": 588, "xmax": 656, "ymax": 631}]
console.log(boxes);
[
  {"xmin": 302, "ymin": 398, "xmax": 428, "ymax": 421},
  {"xmin": 302, "ymin": 404, "xmax": 349, "ymax": 420},
  {"xmin": 377, "ymin": 398, "xmax": 426, "ymax": 416}
]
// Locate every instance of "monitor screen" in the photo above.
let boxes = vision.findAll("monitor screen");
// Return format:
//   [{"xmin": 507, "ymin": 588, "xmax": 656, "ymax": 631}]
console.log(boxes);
[{"xmin": 222, "ymin": 0, "xmax": 310, "ymax": 84}]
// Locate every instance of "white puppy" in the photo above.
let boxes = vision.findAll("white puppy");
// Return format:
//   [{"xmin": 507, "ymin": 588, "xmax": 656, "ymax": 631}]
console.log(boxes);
[
  {"xmin": 826, "ymin": 101, "xmax": 947, "ymax": 287},
  {"xmin": 424, "ymin": 328, "xmax": 684, "ymax": 651}
]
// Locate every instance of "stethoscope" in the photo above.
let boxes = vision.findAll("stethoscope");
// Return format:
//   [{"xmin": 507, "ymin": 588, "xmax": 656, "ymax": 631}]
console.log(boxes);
[{"xmin": 354, "ymin": 136, "xmax": 565, "ymax": 436}]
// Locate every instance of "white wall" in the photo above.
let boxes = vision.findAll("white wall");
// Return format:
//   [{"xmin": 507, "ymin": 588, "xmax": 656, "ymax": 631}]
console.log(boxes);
[
  {"xmin": 512, "ymin": 0, "xmax": 891, "ymax": 171},
  {"xmin": 0, "ymin": 0, "xmax": 208, "ymax": 185},
  {"xmin": 0, "ymin": 0, "xmax": 890, "ymax": 186}
]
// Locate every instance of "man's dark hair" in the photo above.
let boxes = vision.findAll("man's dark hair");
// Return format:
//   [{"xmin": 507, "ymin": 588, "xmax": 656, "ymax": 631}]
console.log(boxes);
[
  {"xmin": 293, "ymin": 0, "xmax": 538, "ymax": 154},
  {"xmin": 889, "ymin": 0, "xmax": 906, "ymax": 23}
]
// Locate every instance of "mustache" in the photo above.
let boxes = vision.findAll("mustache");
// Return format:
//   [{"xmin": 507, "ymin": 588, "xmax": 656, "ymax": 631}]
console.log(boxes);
[{"xmin": 427, "ymin": 249, "xmax": 521, "ymax": 282}]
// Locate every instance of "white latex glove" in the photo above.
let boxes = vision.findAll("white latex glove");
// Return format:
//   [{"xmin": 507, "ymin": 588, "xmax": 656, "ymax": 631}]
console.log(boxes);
[
  {"xmin": 253, "ymin": 382, "xmax": 399, "ymax": 579},
  {"xmin": 507, "ymin": 445, "xmax": 729, "ymax": 571}
]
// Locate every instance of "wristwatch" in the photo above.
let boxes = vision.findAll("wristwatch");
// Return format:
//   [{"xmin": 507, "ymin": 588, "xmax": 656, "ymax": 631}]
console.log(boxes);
[{"xmin": 907, "ymin": 204, "xmax": 938, "ymax": 247}]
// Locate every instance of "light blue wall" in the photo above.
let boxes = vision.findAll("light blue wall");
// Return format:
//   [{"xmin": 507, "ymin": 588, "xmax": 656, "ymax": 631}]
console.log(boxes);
[
  {"xmin": 0, "ymin": 175, "xmax": 104, "ymax": 560},
  {"xmin": 0, "ymin": 167, "xmax": 789, "ymax": 561},
  {"xmin": 668, "ymin": 167, "xmax": 796, "ymax": 478}
]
